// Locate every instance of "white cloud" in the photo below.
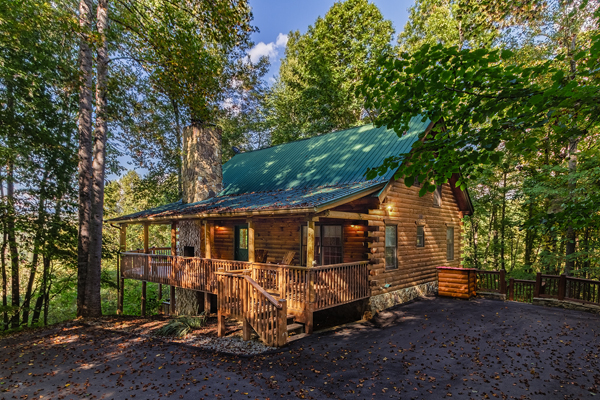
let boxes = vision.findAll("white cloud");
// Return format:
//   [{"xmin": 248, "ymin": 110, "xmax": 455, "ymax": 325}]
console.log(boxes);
[{"xmin": 248, "ymin": 33, "xmax": 288, "ymax": 64}]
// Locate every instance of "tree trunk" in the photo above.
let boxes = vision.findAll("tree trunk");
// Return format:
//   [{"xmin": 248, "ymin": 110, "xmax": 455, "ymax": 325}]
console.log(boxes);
[
  {"xmin": 1, "ymin": 176, "xmax": 8, "ymax": 329},
  {"xmin": 77, "ymin": 0, "xmax": 94, "ymax": 317},
  {"xmin": 524, "ymin": 200, "xmax": 535, "ymax": 274},
  {"xmin": 6, "ymin": 162, "xmax": 20, "ymax": 328},
  {"xmin": 85, "ymin": 0, "xmax": 109, "ymax": 318},
  {"xmin": 43, "ymin": 274, "xmax": 52, "ymax": 326},
  {"xmin": 32, "ymin": 201, "xmax": 62, "ymax": 325},
  {"xmin": 564, "ymin": 137, "xmax": 579, "ymax": 276},
  {"xmin": 471, "ymin": 216, "xmax": 479, "ymax": 269},
  {"xmin": 500, "ymin": 171, "xmax": 507, "ymax": 271},
  {"xmin": 22, "ymin": 173, "xmax": 48, "ymax": 326}
]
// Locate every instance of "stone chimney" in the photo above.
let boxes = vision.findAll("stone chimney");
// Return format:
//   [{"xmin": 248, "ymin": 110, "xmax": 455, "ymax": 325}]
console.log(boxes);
[
  {"xmin": 182, "ymin": 123, "xmax": 223, "ymax": 203},
  {"xmin": 176, "ymin": 123, "xmax": 223, "ymax": 316}
]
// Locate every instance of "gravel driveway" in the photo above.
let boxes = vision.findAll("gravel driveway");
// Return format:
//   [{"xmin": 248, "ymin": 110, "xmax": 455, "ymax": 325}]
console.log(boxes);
[{"xmin": 1, "ymin": 296, "xmax": 599, "ymax": 399}]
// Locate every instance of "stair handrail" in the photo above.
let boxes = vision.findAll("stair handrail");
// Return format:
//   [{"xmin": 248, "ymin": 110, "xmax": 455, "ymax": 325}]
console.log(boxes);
[
  {"xmin": 243, "ymin": 275, "xmax": 288, "ymax": 346},
  {"xmin": 244, "ymin": 275, "xmax": 283, "ymax": 309}
]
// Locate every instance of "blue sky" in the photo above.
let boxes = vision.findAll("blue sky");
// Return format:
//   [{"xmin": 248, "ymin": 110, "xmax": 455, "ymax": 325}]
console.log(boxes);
[{"xmin": 247, "ymin": 0, "xmax": 415, "ymax": 80}]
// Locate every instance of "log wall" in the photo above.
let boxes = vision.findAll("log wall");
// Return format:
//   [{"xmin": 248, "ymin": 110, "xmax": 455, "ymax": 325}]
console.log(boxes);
[
  {"xmin": 254, "ymin": 218, "xmax": 302, "ymax": 265},
  {"xmin": 367, "ymin": 179, "xmax": 464, "ymax": 296},
  {"xmin": 210, "ymin": 217, "xmax": 368, "ymax": 266},
  {"xmin": 437, "ymin": 267, "xmax": 477, "ymax": 299}
]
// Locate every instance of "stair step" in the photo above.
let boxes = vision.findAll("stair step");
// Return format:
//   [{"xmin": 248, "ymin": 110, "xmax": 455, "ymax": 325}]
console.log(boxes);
[
  {"xmin": 287, "ymin": 333, "xmax": 309, "ymax": 343},
  {"xmin": 287, "ymin": 323, "xmax": 304, "ymax": 333}
]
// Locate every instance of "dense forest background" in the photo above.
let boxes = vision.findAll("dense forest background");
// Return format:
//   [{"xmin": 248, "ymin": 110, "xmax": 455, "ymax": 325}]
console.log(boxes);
[{"xmin": 1, "ymin": 0, "xmax": 599, "ymax": 329}]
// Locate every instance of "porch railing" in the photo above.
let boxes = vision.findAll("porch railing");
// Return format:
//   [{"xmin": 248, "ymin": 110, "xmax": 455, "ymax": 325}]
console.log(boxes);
[
  {"xmin": 217, "ymin": 271, "xmax": 288, "ymax": 347},
  {"xmin": 121, "ymin": 252, "xmax": 370, "ymax": 346},
  {"xmin": 121, "ymin": 252, "xmax": 248, "ymax": 294},
  {"xmin": 313, "ymin": 262, "xmax": 370, "ymax": 310}
]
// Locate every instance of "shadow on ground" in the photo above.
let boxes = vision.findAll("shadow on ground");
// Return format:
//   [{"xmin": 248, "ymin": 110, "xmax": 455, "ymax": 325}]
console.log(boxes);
[{"xmin": 1, "ymin": 297, "xmax": 599, "ymax": 399}]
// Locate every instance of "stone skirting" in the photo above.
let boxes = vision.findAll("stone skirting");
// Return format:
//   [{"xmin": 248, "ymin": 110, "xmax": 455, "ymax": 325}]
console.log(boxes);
[
  {"xmin": 533, "ymin": 297, "xmax": 600, "ymax": 314},
  {"xmin": 368, "ymin": 281, "xmax": 438, "ymax": 313}
]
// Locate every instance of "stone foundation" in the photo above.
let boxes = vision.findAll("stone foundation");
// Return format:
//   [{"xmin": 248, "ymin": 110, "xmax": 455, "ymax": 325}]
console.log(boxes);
[
  {"xmin": 477, "ymin": 291, "xmax": 507, "ymax": 301},
  {"xmin": 533, "ymin": 297, "xmax": 600, "ymax": 314},
  {"xmin": 368, "ymin": 281, "xmax": 438, "ymax": 313}
]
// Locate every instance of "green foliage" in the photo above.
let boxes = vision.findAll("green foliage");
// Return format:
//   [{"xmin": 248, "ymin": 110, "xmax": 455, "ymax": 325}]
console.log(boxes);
[
  {"xmin": 398, "ymin": 0, "xmax": 545, "ymax": 52},
  {"xmin": 266, "ymin": 0, "xmax": 395, "ymax": 144},
  {"xmin": 364, "ymin": 1, "xmax": 600, "ymax": 277},
  {"xmin": 154, "ymin": 314, "xmax": 208, "ymax": 337}
]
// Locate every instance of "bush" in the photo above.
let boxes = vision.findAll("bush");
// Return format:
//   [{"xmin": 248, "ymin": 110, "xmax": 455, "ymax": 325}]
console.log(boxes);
[{"xmin": 154, "ymin": 313, "xmax": 207, "ymax": 337}]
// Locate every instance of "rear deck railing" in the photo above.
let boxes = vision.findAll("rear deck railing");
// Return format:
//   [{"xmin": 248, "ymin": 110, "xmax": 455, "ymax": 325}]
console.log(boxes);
[{"xmin": 476, "ymin": 270, "xmax": 600, "ymax": 306}]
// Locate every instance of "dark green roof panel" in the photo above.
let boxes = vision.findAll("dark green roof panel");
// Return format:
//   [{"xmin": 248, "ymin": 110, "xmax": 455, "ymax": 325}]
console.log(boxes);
[{"xmin": 222, "ymin": 117, "xmax": 430, "ymax": 196}]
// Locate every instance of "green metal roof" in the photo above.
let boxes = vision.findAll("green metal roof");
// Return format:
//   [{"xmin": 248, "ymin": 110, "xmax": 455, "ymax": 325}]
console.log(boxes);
[
  {"xmin": 107, "ymin": 117, "xmax": 431, "ymax": 222},
  {"xmin": 222, "ymin": 117, "xmax": 430, "ymax": 195}
]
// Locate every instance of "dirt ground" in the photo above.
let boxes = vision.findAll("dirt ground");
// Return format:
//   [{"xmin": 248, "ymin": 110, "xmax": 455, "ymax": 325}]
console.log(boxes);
[{"xmin": 1, "ymin": 296, "xmax": 599, "ymax": 400}]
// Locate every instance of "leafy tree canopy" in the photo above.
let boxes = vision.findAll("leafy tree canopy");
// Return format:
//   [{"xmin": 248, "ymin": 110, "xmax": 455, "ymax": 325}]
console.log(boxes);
[{"xmin": 267, "ymin": 0, "xmax": 395, "ymax": 144}]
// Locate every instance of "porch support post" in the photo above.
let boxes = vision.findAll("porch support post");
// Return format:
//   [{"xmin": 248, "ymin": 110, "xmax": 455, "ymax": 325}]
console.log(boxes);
[
  {"xmin": 306, "ymin": 219, "xmax": 316, "ymax": 334},
  {"xmin": 203, "ymin": 221, "xmax": 212, "ymax": 259},
  {"xmin": 170, "ymin": 222, "xmax": 177, "ymax": 315},
  {"xmin": 306, "ymin": 220, "xmax": 315, "ymax": 268},
  {"xmin": 142, "ymin": 223, "xmax": 149, "ymax": 316},
  {"xmin": 202, "ymin": 220, "xmax": 213, "ymax": 314},
  {"xmin": 117, "ymin": 224, "xmax": 127, "ymax": 315},
  {"xmin": 204, "ymin": 292, "xmax": 212, "ymax": 314},
  {"xmin": 247, "ymin": 218, "xmax": 255, "ymax": 264},
  {"xmin": 143, "ymin": 222, "xmax": 149, "ymax": 253}
]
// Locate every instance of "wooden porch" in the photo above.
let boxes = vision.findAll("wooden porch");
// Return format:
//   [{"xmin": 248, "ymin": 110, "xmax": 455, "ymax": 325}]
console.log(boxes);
[{"xmin": 121, "ymin": 252, "xmax": 369, "ymax": 346}]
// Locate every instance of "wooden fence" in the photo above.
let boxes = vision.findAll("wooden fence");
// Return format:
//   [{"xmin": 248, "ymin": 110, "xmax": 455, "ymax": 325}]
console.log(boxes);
[{"xmin": 476, "ymin": 270, "xmax": 600, "ymax": 306}]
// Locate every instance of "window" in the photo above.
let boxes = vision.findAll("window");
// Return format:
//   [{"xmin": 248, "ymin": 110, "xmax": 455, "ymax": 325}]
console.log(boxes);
[
  {"xmin": 301, "ymin": 225, "xmax": 343, "ymax": 266},
  {"xmin": 447, "ymin": 227, "xmax": 455, "ymax": 261},
  {"xmin": 416, "ymin": 226, "xmax": 425, "ymax": 247},
  {"xmin": 433, "ymin": 185, "xmax": 442, "ymax": 207},
  {"xmin": 238, "ymin": 228, "xmax": 248, "ymax": 249},
  {"xmin": 385, "ymin": 225, "xmax": 397, "ymax": 269},
  {"xmin": 322, "ymin": 225, "xmax": 342, "ymax": 265}
]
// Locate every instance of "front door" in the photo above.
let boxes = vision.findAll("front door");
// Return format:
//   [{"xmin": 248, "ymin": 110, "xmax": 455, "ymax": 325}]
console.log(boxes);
[{"xmin": 234, "ymin": 224, "xmax": 249, "ymax": 261}]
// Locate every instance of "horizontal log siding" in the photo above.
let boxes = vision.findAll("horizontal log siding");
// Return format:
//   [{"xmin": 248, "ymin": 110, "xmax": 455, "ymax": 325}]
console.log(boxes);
[
  {"xmin": 343, "ymin": 223, "xmax": 368, "ymax": 263},
  {"xmin": 369, "ymin": 179, "xmax": 463, "ymax": 296},
  {"xmin": 213, "ymin": 221, "xmax": 236, "ymax": 260},
  {"xmin": 254, "ymin": 218, "xmax": 302, "ymax": 265}
]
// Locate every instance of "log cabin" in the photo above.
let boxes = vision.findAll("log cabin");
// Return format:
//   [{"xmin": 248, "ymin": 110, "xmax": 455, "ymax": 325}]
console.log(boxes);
[{"xmin": 107, "ymin": 116, "xmax": 473, "ymax": 346}]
